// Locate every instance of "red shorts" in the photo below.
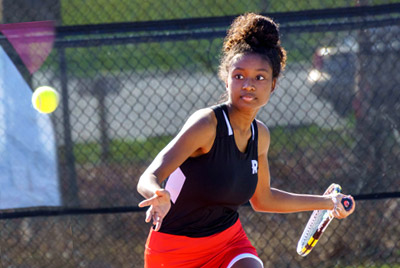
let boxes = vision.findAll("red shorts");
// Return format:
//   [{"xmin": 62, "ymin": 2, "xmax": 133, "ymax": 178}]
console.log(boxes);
[{"xmin": 144, "ymin": 219, "xmax": 261, "ymax": 268}]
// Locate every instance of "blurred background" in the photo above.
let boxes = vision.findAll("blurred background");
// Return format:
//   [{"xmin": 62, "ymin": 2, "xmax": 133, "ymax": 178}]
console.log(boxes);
[{"xmin": 0, "ymin": 0, "xmax": 399, "ymax": 267}]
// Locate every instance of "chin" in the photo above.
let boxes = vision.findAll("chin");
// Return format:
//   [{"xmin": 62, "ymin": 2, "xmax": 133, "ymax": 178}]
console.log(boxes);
[{"xmin": 236, "ymin": 101, "xmax": 262, "ymax": 111}]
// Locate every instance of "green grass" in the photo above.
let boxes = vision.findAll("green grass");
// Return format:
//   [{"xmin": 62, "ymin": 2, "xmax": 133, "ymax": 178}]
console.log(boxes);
[
  {"xmin": 69, "ymin": 123, "xmax": 355, "ymax": 165},
  {"xmin": 71, "ymin": 135, "xmax": 173, "ymax": 165},
  {"xmin": 55, "ymin": 0, "xmax": 347, "ymax": 77},
  {"xmin": 62, "ymin": 0, "xmax": 398, "ymax": 24},
  {"xmin": 344, "ymin": 265, "xmax": 400, "ymax": 268},
  {"xmin": 52, "ymin": 0, "xmax": 398, "ymax": 77},
  {"xmin": 57, "ymin": 0, "xmax": 264, "ymax": 77},
  {"xmin": 56, "ymin": 38, "xmax": 222, "ymax": 77},
  {"xmin": 61, "ymin": 0, "xmax": 265, "ymax": 25},
  {"xmin": 269, "ymin": 124, "xmax": 354, "ymax": 154}
]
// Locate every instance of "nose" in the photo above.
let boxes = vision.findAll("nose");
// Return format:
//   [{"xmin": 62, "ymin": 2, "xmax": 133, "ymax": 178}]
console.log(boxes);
[{"xmin": 242, "ymin": 79, "xmax": 255, "ymax": 91}]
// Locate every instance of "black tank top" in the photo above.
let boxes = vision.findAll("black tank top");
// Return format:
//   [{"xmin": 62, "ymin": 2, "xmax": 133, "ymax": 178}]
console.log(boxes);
[{"xmin": 159, "ymin": 104, "xmax": 259, "ymax": 237}]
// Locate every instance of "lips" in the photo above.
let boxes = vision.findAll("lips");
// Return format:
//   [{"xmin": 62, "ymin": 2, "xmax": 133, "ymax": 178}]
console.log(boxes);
[{"xmin": 241, "ymin": 94, "xmax": 256, "ymax": 102}]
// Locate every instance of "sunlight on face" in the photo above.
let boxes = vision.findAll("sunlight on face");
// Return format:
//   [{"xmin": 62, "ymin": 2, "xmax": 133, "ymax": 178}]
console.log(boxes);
[{"xmin": 226, "ymin": 53, "xmax": 276, "ymax": 110}]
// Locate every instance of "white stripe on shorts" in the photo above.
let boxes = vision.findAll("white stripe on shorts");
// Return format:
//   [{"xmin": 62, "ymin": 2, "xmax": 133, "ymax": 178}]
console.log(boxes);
[{"xmin": 227, "ymin": 253, "xmax": 264, "ymax": 268}]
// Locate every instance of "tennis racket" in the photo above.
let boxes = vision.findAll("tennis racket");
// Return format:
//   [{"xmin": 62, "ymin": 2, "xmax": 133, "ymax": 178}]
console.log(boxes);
[{"xmin": 296, "ymin": 183, "xmax": 353, "ymax": 257}]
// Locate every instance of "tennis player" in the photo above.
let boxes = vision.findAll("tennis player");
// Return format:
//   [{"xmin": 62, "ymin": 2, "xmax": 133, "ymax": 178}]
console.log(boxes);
[{"xmin": 137, "ymin": 13, "xmax": 355, "ymax": 268}]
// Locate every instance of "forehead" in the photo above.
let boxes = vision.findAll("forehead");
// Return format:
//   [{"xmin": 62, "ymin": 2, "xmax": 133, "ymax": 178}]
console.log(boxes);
[{"xmin": 230, "ymin": 53, "xmax": 272, "ymax": 71}]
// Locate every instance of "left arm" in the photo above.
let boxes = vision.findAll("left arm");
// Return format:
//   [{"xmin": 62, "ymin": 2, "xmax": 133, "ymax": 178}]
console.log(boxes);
[
  {"xmin": 250, "ymin": 148, "xmax": 334, "ymax": 213},
  {"xmin": 249, "ymin": 121, "xmax": 355, "ymax": 218}
]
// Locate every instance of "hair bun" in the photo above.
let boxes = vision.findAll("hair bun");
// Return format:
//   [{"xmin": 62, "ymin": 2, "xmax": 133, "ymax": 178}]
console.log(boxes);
[
  {"xmin": 219, "ymin": 13, "xmax": 287, "ymax": 81},
  {"xmin": 244, "ymin": 25, "xmax": 279, "ymax": 48},
  {"xmin": 245, "ymin": 14, "xmax": 280, "ymax": 47},
  {"xmin": 224, "ymin": 13, "xmax": 280, "ymax": 52}
]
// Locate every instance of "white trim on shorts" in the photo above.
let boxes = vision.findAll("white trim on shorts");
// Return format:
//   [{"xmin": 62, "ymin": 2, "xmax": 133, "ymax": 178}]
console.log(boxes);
[{"xmin": 227, "ymin": 253, "xmax": 264, "ymax": 268}]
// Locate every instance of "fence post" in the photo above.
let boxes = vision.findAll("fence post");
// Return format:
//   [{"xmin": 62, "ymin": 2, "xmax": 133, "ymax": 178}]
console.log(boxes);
[
  {"xmin": 94, "ymin": 77, "xmax": 110, "ymax": 162},
  {"xmin": 353, "ymin": 0, "xmax": 385, "ymax": 192},
  {"xmin": 58, "ymin": 47, "xmax": 80, "ymax": 207}
]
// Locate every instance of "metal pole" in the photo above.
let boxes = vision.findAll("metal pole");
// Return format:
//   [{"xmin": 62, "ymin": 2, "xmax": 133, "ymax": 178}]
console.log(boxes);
[{"xmin": 58, "ymin": 47, "xmax": 80, "ymax": 207}]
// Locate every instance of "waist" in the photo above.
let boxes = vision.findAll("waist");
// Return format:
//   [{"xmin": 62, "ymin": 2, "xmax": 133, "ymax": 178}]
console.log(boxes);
[
  {"xmin": 159, "ymin": 207, "xmax": 239, "ymax": 237},
  {"xmin": 146, "ymin": 217, "xmax": 244, "ymax": 250}
]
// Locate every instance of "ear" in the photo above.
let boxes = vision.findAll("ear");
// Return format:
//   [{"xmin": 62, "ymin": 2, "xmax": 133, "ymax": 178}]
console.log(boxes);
[{"xmin": 271, "ymin": 78, "xmax": 277, "ymax": 93}]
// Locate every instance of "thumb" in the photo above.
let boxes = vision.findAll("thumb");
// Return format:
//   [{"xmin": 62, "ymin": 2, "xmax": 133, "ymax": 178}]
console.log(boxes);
[
  {"xmin": 155, "ymin": 189, "xmax": 170, "ymax": 198},
  {"xmin": 155, "ymin": 189, "xmax": 163, "ymax": 196},
  {"xmin": 138, "ymin": 191, "xmax": 162, "ymax": 207}
]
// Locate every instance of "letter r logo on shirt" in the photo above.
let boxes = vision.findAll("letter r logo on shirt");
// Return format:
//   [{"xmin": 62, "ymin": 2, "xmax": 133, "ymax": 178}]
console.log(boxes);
[{"xmin": 251, "ymin": 160, "xmax": 258, "ymax": 174}]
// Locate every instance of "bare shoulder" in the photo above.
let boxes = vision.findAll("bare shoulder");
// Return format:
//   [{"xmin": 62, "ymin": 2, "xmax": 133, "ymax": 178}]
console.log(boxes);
[
  {"xmin": 178, "ymin": 107, "xmax": 217, "ymax": 156},
  {"xmin": 255, "ymin": 119, "xmax": 271, "ymax": 156},
  {"xmin": 184, "ymin": 107, "xmax": 217, "ymax": 133}
]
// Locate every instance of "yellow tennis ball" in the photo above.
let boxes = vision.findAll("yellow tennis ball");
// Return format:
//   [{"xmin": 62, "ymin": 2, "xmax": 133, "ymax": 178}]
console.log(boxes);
[{"xmin": 32, "ymin": 86, "xmax": 60, "ymax": 114}]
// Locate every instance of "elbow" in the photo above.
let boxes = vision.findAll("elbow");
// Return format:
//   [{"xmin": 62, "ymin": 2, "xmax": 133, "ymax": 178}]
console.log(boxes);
[
  {"xmin": 252, "ymin": 206, "xmax": 264, "ymax": 213},
  {"xmin": 251, "ymin": 203, "xmax": 278, "ymax": 213},
  {"xmin": 250, "ymin": 192, "xmax": 276, "ymax": 213},
  {"xmin": 250, "ymin": 200, "xmax": 266, "ymax": 212}
]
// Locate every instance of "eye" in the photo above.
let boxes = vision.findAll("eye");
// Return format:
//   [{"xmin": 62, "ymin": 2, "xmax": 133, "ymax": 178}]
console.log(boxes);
[
  {"xmin": 256, "ymin": 75, "xmax": 265, "ymax": 81},
  {"xmin": 234, "ymin": 74, "xmax": 244, "ymax": 79}
]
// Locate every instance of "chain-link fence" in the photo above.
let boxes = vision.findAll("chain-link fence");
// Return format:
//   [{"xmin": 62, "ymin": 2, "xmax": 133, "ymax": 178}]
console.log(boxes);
[{"xmin": 1, "ymin": 0, "xmax": 400, "ymax": 267}]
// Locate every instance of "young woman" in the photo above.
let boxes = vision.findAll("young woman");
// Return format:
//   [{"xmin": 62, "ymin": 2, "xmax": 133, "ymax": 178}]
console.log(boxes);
[{"xmin": 137, "ymin": 13, "xmax": 355, "ymax": 268}]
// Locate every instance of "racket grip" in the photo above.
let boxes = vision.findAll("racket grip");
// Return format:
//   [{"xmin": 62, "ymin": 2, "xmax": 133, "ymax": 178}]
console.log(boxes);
[{"xmin": 341, "ymin": 197, "xmax": 353, "ymax": 211}]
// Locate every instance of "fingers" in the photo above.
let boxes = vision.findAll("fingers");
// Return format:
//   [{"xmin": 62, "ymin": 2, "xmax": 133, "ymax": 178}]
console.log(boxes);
[
  {"xmin": 138, "ymin": 195, "xmax": 158, "ymax": 208},
  {"xmin": 138, "ymin": 200, "xmax": 149, "ymax": 208},
  {"xmin": 153, "ymin": 213, "xmax": 163, "ymax": 232},
  {"xmin": 143, "ymin": 207, "xmax": 164, "ymax": 231},
  {"xmin": 138, "ymin": 189, "xmax": 171, "ymax": 208},
  {"xmin": 333, "ymin": 194, "xmax": 355, "ymax": 219},
  {"xmin": 145, "ymin": 207, "xmax": 153, "ymax": 223},
  {"xmin": 332, "ymin": 206, "xmax": 344, "ymax": 219},
  {"xmin": 139, "ymin": 189, "xmax": 172, "ymax": 231}
]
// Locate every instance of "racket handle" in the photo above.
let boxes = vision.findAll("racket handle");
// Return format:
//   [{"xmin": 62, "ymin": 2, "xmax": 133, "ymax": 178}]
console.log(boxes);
[{"xmin": 341, "ymin": 197, "xmax": 353, "ymax": 211}]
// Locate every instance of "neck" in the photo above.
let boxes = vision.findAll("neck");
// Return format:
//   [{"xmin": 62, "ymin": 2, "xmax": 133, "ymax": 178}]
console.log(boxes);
[{"xmin": 225, "ymin": 102, "xmax": 258, "ymax": 132}]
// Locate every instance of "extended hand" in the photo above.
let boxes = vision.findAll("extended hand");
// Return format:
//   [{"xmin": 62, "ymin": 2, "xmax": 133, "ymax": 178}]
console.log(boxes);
[
  {"xmin": 332, "ymin": 194, "xmax": 356, "ymax": 219},
  {"xmin": 138, "ymin": 189, "xmax": 171, "ymax": 231}
]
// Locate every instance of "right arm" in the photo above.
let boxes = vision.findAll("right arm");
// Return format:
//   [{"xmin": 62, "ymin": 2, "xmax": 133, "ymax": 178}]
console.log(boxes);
[
  {"xmin": 137, "ymin": 108, "xmax": 217, "ymax": 230},
  {"xmin": 250, "ymin": 121, "xmax": 355, "ymax": 218}
]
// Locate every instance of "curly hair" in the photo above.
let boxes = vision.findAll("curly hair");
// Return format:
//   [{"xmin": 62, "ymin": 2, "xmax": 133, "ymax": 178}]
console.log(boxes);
[{"xmin": 218, "ymin": 13, "xmax": 287, "ymax": 81}]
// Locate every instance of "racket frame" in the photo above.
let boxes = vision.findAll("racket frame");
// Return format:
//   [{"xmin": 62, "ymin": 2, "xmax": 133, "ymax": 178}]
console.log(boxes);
[{"xmin": 296, "ymin": 183, "xmax": 341, "ymax": 257}]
